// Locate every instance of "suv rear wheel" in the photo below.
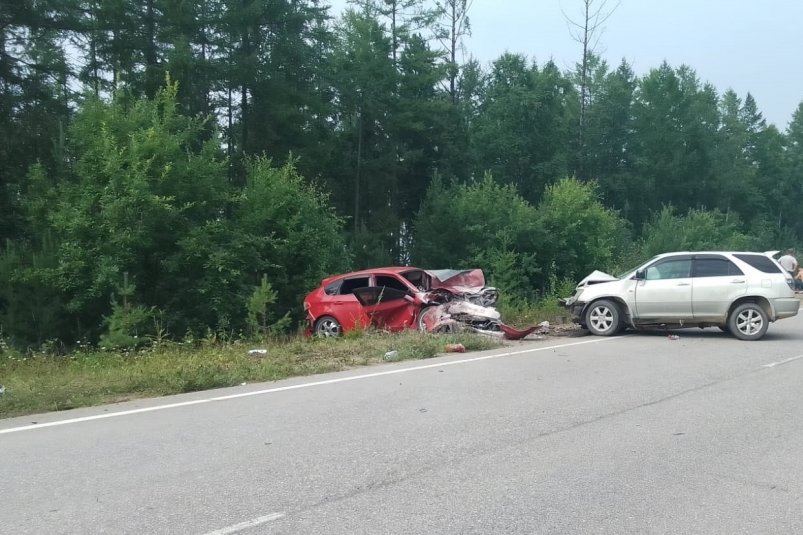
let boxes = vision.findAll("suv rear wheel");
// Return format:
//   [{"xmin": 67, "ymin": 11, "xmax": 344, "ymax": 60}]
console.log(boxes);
[
  {"xmin": 728, "ymin": 303, "xmax": 768, "ymax": 341},
  {"xmin": 585, "ymin": 299, "xmax": 622, "ymax": 336}
]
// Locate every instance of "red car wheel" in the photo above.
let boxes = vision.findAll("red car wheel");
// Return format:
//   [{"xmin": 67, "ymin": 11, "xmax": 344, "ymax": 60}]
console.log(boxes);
[{"xmin": 314, "ymin": 315, "xmax": 342, "ymax": 337}]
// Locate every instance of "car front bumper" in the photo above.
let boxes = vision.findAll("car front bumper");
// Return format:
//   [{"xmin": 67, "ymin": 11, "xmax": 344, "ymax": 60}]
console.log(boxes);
[{"xmin": 559, "ymin": 298, "xmax": 586, "ymax": 323}]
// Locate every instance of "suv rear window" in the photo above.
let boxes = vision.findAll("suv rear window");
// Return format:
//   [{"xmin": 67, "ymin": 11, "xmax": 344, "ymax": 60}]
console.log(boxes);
[{"xmin": 733, "ymin": 254, "xmax": 784, "ymax": 274}]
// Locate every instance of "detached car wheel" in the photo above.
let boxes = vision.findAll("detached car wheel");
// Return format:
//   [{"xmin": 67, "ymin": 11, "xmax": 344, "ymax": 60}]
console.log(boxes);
[
  {"xmin": 585, "ymin": 299, "xmax": 622, "ymax": 336},
  {"xmin": 314, "ymin": 315, "xmax": 342, "ymax": 337},
  {"xmin": 728, "ymin": 303, "xmax": 768, "ymax": 341}
]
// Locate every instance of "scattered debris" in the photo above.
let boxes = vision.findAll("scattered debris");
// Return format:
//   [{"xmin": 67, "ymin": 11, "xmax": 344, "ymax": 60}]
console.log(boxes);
[
  {"xmin": 383, "ymin": 350, "xmax": 400, "ymax": 361},
  {"xmin": 248, "ymin": 349, "xmax": 268, "ymax": 356},
  {"xmin": 668, "ymin": 334, "xmax": 680, "ymax": 340},
  {"xmin": 0, "ymin": 384, "xmax": 4, "ymax": 398},
  {"xmin": 444, "ymin": 343, "xmax": 466, "ymax": 353}
]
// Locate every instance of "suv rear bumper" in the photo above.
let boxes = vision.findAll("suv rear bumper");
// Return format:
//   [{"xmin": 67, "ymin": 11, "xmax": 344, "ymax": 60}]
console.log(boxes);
[{"xmin": 771, "ymin": 297, "xmax": 800, "ymax": 320}]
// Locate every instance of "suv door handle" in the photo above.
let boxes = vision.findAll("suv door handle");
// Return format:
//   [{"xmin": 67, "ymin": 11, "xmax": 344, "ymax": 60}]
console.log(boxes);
[
  {"xmin": 676, "ymin": 283, "xmax": 691, "ymax": 286},
  {"xmin": 730, "ymin": 279, "xmax": 746, "ymax": 284}
]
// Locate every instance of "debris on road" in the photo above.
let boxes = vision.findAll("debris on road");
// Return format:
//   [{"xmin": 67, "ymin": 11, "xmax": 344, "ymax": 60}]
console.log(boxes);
[{"xmin": 444, "ymin": 343, "xmax": 466, "ymax": 353}]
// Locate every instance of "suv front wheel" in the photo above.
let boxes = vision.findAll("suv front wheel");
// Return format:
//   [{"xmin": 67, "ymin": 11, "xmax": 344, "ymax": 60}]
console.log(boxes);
[
  {"xmin": 585, "ymin": 299, "xmax": 622, "ymax": 336},
  {"xmin": 728, "ymin": 302, "xmax": 768, "ymax": 341}
]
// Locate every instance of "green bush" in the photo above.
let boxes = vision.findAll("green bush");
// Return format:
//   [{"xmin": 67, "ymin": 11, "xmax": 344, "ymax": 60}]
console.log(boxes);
[
  {"xmin": 535, "ymin": 177, "xmax": 630, "ymax": 291},
  {"xmin": 1, "ymin": 85, "xmax": 350, "ymax": 349}
]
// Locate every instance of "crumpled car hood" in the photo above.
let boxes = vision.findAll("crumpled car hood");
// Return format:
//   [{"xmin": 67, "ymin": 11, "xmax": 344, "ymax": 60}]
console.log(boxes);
[
  {"xmin": 427, "ymin": 268, "xmax": 486, "ymax": 293},
  {"xmin": 576, "ymin": 270, "xmax": 618, "ymax": 288}
]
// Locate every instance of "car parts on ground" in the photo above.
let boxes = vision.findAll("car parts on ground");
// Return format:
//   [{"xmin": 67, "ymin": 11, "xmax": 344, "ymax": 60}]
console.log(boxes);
[{"xmin": 560, "ymin": 251, "xmax": 800, "ymax": 341}]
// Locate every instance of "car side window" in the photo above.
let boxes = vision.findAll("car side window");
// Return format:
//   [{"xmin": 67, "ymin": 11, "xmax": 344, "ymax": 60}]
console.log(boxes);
[
  {"xmin": 402, "ymin": 270, "xmax": 429, "ymax": 290},
  {"xmin": 693, "ymin": 258, "xmax": 744, "ymax": 277},
  {"xmin": 324, "ymin": 280, "xmax": 342, "ymax": 295},
  {"xmin": 338, "ymin": 277, "xmax": 370, "ymax": 295},
  {"xmin": 375, "ymin": 275, "xmax": 410, "ymax": 293},
  {"xmin": 645, "ymin": 259, "xmax": 692, "ymax": 280}
]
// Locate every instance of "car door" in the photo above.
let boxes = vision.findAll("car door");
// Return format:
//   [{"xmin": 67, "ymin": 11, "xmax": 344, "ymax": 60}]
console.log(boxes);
[
  {"xmin": 352, "ymin": 275, "xmax": 418, "ymax": 331},
  {"xmin": 691, "ymin": 255, "xmax": 747, "ymax": 321},
  {"xmin": 329, "ymin": 276, "xmax": 372, "ymax": 329},
  {"xmin": 634, "ymin": 256, "xmax": 693, "ymax": 321}
]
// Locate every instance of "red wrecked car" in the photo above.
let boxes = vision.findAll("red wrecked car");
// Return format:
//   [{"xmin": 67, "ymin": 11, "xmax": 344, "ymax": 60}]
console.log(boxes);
[{"xmin": 303, "ymin": 267, "xmax": 541, "ymax": 340}]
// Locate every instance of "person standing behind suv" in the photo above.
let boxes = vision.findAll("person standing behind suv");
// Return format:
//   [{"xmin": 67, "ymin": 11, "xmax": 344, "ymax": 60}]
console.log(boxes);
[
  {"xmin": 795, "ymin": 267, "xmax": 803, "ymax": 292},
  {"xmin": 778, "ymin": 250, "xmax": 799, "ymax": 278}
]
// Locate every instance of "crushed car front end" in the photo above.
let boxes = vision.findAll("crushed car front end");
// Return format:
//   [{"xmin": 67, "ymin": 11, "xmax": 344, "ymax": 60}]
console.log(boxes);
[{"xmin": 560, "ymin": 270, "xmax": 623, "ymax": 324}]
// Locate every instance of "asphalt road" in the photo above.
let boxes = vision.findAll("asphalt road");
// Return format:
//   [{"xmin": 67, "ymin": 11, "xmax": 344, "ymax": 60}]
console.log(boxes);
[{"xmin": 3, "ymin": 317, "xmax": 803, "ymax": 535}]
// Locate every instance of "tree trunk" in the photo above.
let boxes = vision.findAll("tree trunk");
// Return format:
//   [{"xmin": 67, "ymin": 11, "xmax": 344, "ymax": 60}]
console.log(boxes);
[{"xmin": 144, "ymin": 0, "xmax": 158, "ymax": 98}]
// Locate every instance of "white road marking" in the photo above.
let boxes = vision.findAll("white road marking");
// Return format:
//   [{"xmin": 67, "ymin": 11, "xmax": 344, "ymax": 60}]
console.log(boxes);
[
  {"xmin": 202, "ymin": 512, "xmax": 285, "ymax": 535},
  {"xmin": 762, "ymin": 354, "xmax": 803, "ymax": 368},
  {"xmin": 0, "ymin": 337, "xmax": 620, "ymax": 435}
]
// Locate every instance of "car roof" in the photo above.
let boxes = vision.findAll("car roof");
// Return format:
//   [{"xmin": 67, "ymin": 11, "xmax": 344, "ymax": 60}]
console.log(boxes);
[
  {"xmin": 348, "ymin": 266, "xmax": 421, "ymax": 276},
  {"xmin": 654, "ymin": 251, "xmax": 773, "ymax": 258},
  {"xmin": 322, "ymin": 266, "xmax": 422, "ymax": 284}
]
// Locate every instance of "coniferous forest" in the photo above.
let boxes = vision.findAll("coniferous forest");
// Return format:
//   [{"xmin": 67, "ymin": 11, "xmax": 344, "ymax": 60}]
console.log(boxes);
[{"xmin": 2, "ymin": 0, "xmax": 803, "ymax": 348}]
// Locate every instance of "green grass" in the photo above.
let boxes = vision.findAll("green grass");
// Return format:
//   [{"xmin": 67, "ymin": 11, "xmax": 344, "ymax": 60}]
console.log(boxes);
[
  {"xmin": 0, "ymin": 330, "xmax": 500, "ymax": 419},
  {"xmin": 497, "ymin": 296, "xmax": 572, "ymax": 328}
]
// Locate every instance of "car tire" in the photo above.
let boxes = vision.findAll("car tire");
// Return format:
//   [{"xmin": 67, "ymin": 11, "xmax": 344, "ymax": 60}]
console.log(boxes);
[
  {"xmin": 728, "ymin": 303, "xmax": 768, "ymax": 341},
  {"xmin": 314, "ymin": 315, "xmax": 342, "ymax": 337},
  {"xmin": 416, "ymin": 306, "xmax": 436, "ymax": 332},
  {"xmin": 585, "ymin": 299, "xmax": 622, "ymax": 336}
]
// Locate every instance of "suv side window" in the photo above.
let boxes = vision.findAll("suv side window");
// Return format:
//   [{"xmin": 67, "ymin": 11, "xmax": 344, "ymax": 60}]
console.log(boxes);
[
  {"xmin": 693, "ymin": 257, "xmax": 744, "ymax": 277},
  {"xmin": 645, "ymin": 259, "xmax": 692, "ymax": 280}
]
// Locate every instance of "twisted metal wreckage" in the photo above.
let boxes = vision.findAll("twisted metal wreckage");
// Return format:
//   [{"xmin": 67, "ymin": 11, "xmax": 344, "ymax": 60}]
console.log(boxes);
[{"xmin": 351, "ymin": 269, "xmax": 549, "ymax": 340}]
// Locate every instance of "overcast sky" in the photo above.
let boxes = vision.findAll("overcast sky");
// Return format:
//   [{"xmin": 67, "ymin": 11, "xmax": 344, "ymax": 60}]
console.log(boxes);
[{"xmin": 328, "ymin": 0, "xmax": 803, "ymax": 130}]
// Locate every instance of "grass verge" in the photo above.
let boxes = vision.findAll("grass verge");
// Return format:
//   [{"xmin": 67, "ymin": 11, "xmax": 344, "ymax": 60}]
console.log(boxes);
[{"xmin": 0, "ymin": 330, "xmax": 500, "ymax": 419}]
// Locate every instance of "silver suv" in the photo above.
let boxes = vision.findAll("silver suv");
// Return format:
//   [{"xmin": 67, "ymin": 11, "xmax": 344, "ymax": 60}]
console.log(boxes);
[{"xmin": 561, "ymin": 252, "xmax": 800, "ymax": 341}]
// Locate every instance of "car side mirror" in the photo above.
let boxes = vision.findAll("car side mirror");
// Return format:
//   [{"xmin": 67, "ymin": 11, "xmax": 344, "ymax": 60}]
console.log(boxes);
[{"xmin": 634, "ymin": 270, "xmax": 646, "ymax": 280}]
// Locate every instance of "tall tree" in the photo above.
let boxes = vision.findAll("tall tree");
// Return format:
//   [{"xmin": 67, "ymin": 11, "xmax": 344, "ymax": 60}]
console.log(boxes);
[
  {"xmin": 582, "ymin": 58, "xmax": 636, "ymax": 209},
  {"xmin": 0, "ymin": 0, "xmax": 76, "ymax": 242},
  {"xmin": 393, "ymin": 34, "xmax": 450, "ymax": 223},
  {"xmin": 209, "ymin": 0, "xmax": 332, "ymax": 182},
  {"xmin": 330, "ymin": 9, "xmax": 398, "ymax": 264},
  {"xmin": 714, "ymin": 89, "xmax": 765, "ymax": 219},
  {"xmin": 783, "ymin": 102, "xmax": 803, "ymax": 236},
  {"xmin": 629, "ymin": 63, "xmax": 719, "ymax": 227},
  {"xmin": 471, "ymin": 54, "xmax": 575, "ymax": 202},
  {"xmin": 563, "ymin": 0, "xmax": 619, "ymax": 178},
  {"xmin": 348, "ymin": 0, "xmax": 435, "ymax": 66},
  {"xmin": 434, "ymin": 0, "xmax": 471, "ymax": 103}
]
